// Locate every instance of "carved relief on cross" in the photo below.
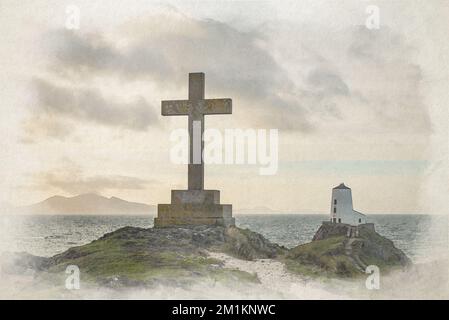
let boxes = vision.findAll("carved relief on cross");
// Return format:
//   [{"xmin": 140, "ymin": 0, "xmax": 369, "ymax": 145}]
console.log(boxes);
[{"xmin": 161, "ymin": 73, "xmax": 232, "ymax": 190}]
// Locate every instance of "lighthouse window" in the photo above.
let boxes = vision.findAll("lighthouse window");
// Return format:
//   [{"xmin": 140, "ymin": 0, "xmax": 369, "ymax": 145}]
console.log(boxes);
[
  {"xmin": 359, "ymin": 218, "xmax": 361, "ymax": 223},
  {"xmin": 333, "ymin": 207, "xmax": 336, "ymax": 213},
  {"xmin": 334, "ymin": 199, "xmax": 337, "ymax": 205}
]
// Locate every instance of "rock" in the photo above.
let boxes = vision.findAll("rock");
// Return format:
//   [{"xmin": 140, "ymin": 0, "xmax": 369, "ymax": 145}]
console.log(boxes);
[
  {"xmin": 312, "ymin": 222, "xmax": 373, "ymax": 241},
  {"xmin": 2, "ymin": 225, "xmax": 282, "ymax": 288},
  {"xmin": 223, "ymin": 227, "xmax": 286, "ymax": 260},
  {"xmin": 2, "ymin": 222, "xmax": 410, "ymax": 285},
  {"xmin": 285, "ymin": 222, "xmax": 411, "ymax": 278}
]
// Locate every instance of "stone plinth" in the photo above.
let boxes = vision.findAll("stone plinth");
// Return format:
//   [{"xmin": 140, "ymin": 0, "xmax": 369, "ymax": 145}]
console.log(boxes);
[{"xmin": 154, "ymin": 190, "xmax": 234, "ymax": 228}]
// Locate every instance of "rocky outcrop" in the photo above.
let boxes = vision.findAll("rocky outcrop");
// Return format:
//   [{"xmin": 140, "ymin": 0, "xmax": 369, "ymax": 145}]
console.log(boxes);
[
  {"xmin": 1, "ymin": 226, "xmax": 285, "ymax": 288},
  {"xmin": 223, "ymin": 227, "xmax": 285, "ymax": 260},
  {"xmin": 285, "ymin": 222, "xmax": 411, "ymax": 278},
  {"xmin": 312, "ymin": 222, "xmax": 375, "ymax": 241},
  {"xmin": 1, "ymin": 222, "xmax": 411, "ymax": 285}
]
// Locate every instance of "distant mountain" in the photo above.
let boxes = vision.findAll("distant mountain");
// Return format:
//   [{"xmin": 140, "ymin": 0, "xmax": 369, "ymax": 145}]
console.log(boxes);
[{"xmin": 13, "ymin": 194, "xmax": 156, "ymax": 215}]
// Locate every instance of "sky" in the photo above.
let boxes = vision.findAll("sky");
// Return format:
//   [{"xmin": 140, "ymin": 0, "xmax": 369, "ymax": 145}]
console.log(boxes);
[{"xmin": 1, "ymin": 0, "xmax": 448, "ymax": 214}]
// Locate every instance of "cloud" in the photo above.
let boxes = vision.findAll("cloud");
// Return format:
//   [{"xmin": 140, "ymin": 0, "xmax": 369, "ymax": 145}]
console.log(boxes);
[
  {"xmin": 45, "ymin": 29, "xmax": 174, "ymax": 82},
  {"xmin": 268, "ymin": 22, "xmax": 431, "ymax": 135},
  {"xmin": 36, "ymin": 10, "xmax": 430, "ymax": 135},
  {"xmin": 43, "ymin": 15, "xmax": 311, "ymax": 131},
  {"xmin": 37, "ymin": 168, "xmax": 153, "ymax": 195},
  {"xmin": 46, "ymin": 22, "xmax": 289, "ymax": 98},
  {"xmin": 31, "ymin": 78, "xmax": 158, "ymax": 131},
  {"xmin": 21, "ymin": 115, "xmax": 74, "ymax": 143},
  {"xmin": 348, "ymin": 26, "xmax": 407, "ymax": 63},
  {"xmin": 345, "ymin": 26, "xmax": 430, "ymax": 133},
  {"xmin": 306, "ymin": 68, "xmax": 349, "ymax": 96}
]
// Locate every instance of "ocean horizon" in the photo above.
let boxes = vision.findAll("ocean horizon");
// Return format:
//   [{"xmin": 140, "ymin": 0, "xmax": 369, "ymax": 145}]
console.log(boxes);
[{"xmin": 1, "ymin": 213, "xmax": 447, "ymax": 264}]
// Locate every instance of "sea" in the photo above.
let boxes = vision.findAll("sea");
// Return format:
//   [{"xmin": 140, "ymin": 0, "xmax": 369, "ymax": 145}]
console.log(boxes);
[{"xmin": 0, "ymin": 214, "xmax": 447, "ymax": 263}]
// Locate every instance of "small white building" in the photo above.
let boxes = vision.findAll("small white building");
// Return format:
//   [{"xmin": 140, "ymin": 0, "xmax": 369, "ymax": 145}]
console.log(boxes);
[{"xmin": 330, "ymin": 183, "xmax": 367, "ymax": 226}]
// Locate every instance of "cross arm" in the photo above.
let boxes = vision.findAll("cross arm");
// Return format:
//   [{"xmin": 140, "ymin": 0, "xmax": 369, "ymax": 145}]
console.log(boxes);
[
  {"xmin": 202, "ymin": 98, "xmax": 232, "ymax": 114},
  {"xmin": 161, "ymin": 100, "xmax": 191, "ymax": 116},
  {"xmin": 161, "ymin": 98, "xmax": 232, "ymax": 116}
]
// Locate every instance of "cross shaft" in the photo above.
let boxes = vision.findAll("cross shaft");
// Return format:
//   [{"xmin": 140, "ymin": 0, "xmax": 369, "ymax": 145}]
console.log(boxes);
[{"xmin": 161, "ymin": 73, "xmax": 232, "ymax": 190}]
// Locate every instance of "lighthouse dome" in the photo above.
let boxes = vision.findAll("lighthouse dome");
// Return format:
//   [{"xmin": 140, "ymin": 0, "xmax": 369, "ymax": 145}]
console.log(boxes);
[{"xmin": 333, "ymin": 183, "xmax": 350, "ymax": 190}]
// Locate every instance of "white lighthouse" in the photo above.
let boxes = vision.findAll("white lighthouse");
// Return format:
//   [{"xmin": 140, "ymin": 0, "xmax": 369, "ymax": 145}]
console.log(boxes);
[{"xmin": 330, "ymin": 183, "xmax": 367, "ymax": 226}]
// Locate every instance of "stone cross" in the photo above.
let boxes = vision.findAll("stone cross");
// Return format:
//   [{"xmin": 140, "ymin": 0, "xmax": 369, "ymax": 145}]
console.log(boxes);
[{"xmin": 162, "ymin": 73, "xmax": 232, "ymax": 190}]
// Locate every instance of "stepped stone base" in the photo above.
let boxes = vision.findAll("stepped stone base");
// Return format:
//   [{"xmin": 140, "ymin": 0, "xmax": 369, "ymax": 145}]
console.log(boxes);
[{"xmin": 154, "ymin": 190, "xmax": 234, "ymax": 228}]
